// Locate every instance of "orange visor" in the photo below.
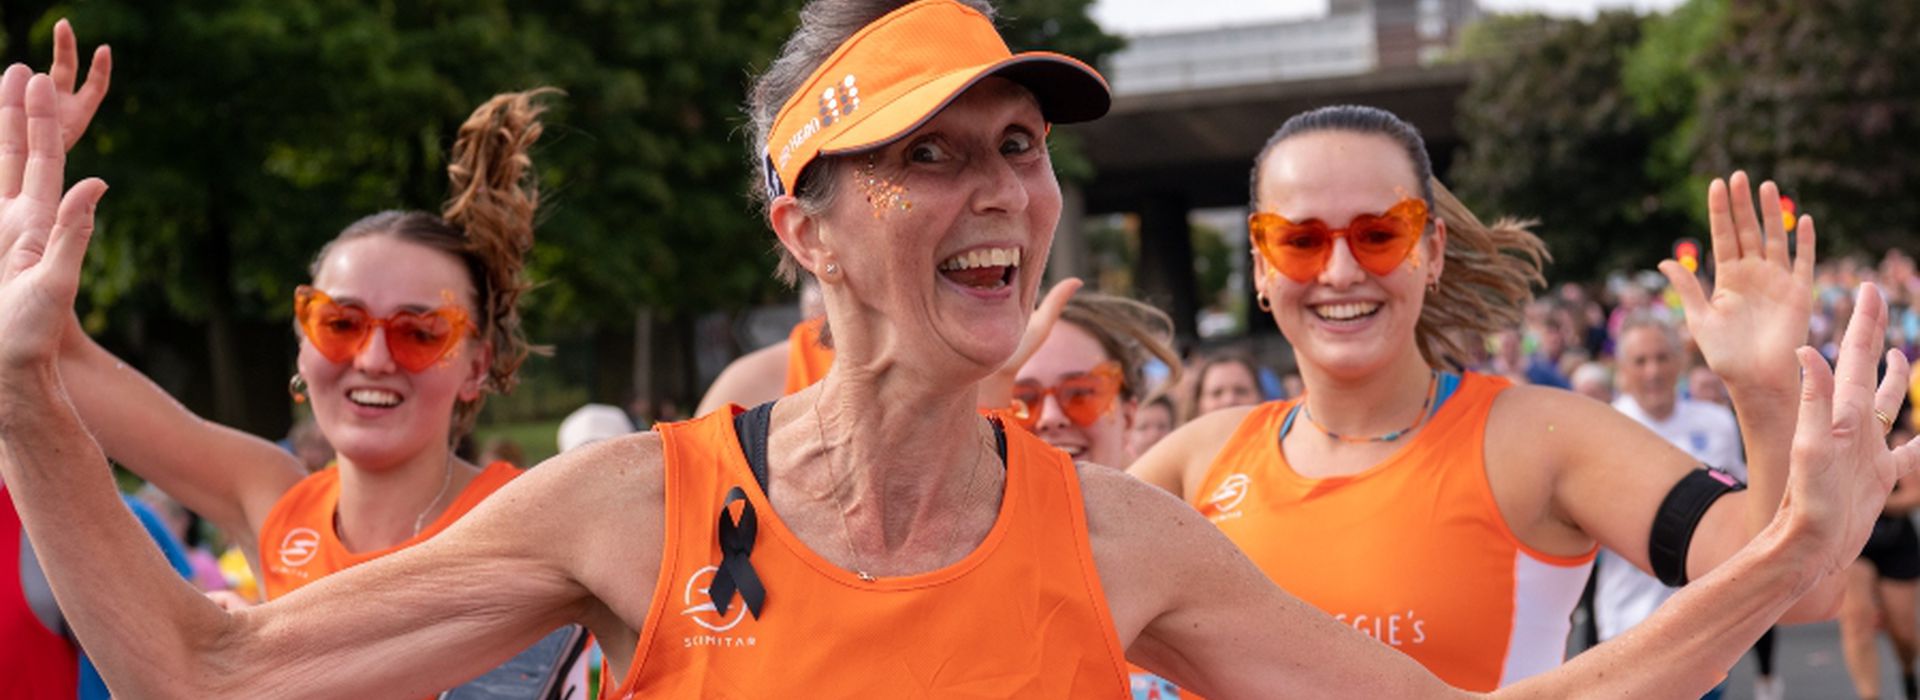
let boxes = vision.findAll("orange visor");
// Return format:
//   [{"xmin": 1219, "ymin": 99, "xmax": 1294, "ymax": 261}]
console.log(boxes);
[{"xmin": 763, "ymin": 0, "xmax": 1112, "ymax": 200}]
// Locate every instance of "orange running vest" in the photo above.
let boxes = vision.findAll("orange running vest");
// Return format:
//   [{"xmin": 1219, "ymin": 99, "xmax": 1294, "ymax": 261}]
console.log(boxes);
[
  {"xmin": 783, "ymin": 317, "xmax": 834, "ymax": 394},
  {"xmin": 607, "ymin": 408, "xmax": 1129, "ymax": 698},
  {"xmin": 258, "ymin": 461, "xmax": 521, "ymax": 599},
  {"xmin": 1190, "ymin": 373, "xmax": 1593, "ymax": 691}
]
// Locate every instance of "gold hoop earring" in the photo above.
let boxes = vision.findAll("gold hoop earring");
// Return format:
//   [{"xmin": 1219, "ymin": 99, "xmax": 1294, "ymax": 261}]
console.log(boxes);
[
  {"xmin": 1256, "ymin": 292, "xmax": 1272, "ymax": 313},
  {"xmin": 288, "ymin": 374, "xmax": 308, "ymax": 404}
]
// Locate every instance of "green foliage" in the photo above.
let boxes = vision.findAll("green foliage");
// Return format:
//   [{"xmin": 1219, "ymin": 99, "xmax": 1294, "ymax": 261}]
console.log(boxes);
[
  {"xmin": 1457, "ymin": 0, "xmax": 1920, "ymax": 277},
  {"xmin": 0, "ymin": 0, "xmax": 1124, "ymax": 430},
  {"xmin": 1622, "ymin": 0, "xmax": 1726, "ymax": 229},
  {"xmin": 998, "ymin": 0, "xmax": 1123, "ymax": 185},
  {"xmin": 1451, "ymin": 11, "xmax": 1695, "ymax": 281},
  {"xmin": 1693, "ymin": 0, "xmax": 1920, "ymax": 255},
  {"xmin": 56, "ymin": 0, "xmax": 802, "ymax": 335}
]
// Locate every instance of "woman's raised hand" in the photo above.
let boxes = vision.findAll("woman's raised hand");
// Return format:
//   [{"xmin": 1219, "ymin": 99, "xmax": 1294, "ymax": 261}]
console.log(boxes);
[
  {"xmin": 49, "ymin": 19, "xmax": 112, "ymax": 152},
  {"xmin": 977, "ymin": 277, "xmax": 1082, "ymax": 411},
  {"xmin": 0, "ymin": 69, "xmax": 108, "ymax": 372},
  {"xmin": 1660, "ymin": 172, "xmax": 1814, "ymax": 393},
  {"xmin": 1779, "ymin": 283, "xmax": 1920, "ymax": 578}
]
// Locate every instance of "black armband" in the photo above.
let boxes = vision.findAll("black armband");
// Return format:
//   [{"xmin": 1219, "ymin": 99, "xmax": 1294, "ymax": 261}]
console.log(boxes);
[{"xmin": 1649, "ymin": 467, "xmax": 1746, "ymax": 587}]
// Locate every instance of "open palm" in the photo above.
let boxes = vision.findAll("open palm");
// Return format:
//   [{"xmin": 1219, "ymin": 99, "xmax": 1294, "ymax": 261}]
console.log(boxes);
[
  {"xmin": 1661, "ymin": 173, "xmax": 1813, "ymax": 391},
  {"xmin": 0, "ymin": 68, "xmax": 108, "ymax": 371},
  {"xmin": 1782, "ymin": 283, "xmax": 1920, "ymax": 576}
]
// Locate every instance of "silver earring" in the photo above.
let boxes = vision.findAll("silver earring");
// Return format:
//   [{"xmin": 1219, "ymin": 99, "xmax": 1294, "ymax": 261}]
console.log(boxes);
[
  {"xmin": 288, "ymin": 374, "xmax": 308, "ymax": 404},
  {"xmin": 825, "ymin": 262, "xmax": 839, "ymax": 275}
]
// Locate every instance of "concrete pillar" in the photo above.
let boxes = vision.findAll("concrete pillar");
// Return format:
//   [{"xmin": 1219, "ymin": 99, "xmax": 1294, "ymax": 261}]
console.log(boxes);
[
  {"xmin": 1047, "ymin": 183, "xmax": 1090, "ymax": 283},
  {"xmin": 1136, "ymin": 193, "xmax": 1200, "ymax": 343}
]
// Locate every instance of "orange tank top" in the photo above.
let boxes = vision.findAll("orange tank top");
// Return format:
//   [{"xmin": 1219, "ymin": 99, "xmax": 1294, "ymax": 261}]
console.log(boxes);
[
  {"xmin": 607, "ymin": 407, "xmax": 1129, "ymax": 698},
  {"xmin": 259, "ymin": 461, "xmax": 521, "ymax": 599},
  {"xmin": 1190, "ymin": 372, "xmax": 1593, "ymax": 691},
  {"xmin": 783, "ymin": 317, "xmax": 834, "ymax": 394}
]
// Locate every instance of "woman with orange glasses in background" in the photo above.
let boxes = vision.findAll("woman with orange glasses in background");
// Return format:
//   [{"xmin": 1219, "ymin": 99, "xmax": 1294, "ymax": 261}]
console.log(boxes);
[
  {"xmin": 33, "ymin": 31, "xmax": 585, "ymax": 693},
  {"xmin": 1006, "ymin": 292, "xmax": 1178, "ymax": 468},
  {"xmin": 1129, "ymin": 104, "xmax": 1875, "ymax": 690}
]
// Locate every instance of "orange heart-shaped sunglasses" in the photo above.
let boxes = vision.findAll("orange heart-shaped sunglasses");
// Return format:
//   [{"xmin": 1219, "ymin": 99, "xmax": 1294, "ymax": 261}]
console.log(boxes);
[{"xmin": 1248, "ymin": 197, "xmax": 1429, "ymax": 283}]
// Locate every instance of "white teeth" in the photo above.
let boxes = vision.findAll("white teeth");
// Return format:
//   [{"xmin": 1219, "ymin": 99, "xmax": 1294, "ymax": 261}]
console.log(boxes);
[
  {"xmin": 1313, "ymin": 302, "xmax": 1381, "ymax": 321},
  {"xmin": 939, "ymin": 247, "xmax": 1022, "ymax": 271},
  {"xmin": 348, "ymin": 389, "xmax": 402, "ymax": 407}
]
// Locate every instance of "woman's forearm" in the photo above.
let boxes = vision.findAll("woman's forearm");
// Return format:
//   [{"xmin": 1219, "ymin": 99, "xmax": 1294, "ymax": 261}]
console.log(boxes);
[
  {"xmin": 1497, "ymin": 517, "xmax": 1815, "ymax": 698},
  {"xmin": 0, "ymin": 364, "xmax": 231, "ymax": 696}
]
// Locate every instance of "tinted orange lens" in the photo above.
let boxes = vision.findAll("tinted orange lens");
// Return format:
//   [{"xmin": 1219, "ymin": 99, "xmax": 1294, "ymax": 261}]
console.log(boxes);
[
  {"xmin": 1249, "ymin": 215, "xmax": 1334, "ymax": 283},
  {"xmin": 1056, "ymin": 376, "xmax": 1120, "ymax": 426},
  {"xmin": 1010, "ymin": 385, "xmax": 1046, "ymax": 431},
  {"xmin": 385, "ymin": 311, "xmax": 462, "ymax": 373},
  {"xmin": 1346, "ymin": 215, "xmax": 1421, "ymax": 277},
  {"xmin": 296, "ymin": 288, "xmax": 371, "ymax": 363},
  {"xmin": 1249, "ymin": 197, "xmax": 1427, "ymax": 283},
  {"xmin": 1006, "ymin": 362, "xmax": 1122, "ymax": 430}
]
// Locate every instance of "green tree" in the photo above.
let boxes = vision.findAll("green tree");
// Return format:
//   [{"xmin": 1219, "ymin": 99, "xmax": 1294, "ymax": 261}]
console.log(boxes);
[
  {"xmin": 30, "ymin": 0, "xmax": 801, "ymax": 433},
  {"xmin": 998, "ymin": 0, "xmax": 1124, "ymax": 183},
  {"xmin": 1620, "ymin": 0, "xmax": 1727, "ymax": 232},
  {"xmin": 1693, "ymin": 0, "xmax": 1920, "ymax": 255},
  {"xmin": 1451, "ymin": 11, "xmax": 1696, "ymax": 282},
  {"xmin": 7, "ymin": 0, "xmax": 1125, "ymax": 435}
]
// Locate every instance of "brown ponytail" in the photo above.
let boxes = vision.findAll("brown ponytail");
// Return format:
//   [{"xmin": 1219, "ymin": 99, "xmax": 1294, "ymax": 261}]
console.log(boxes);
[
  {"xmin": 1420, "ymin": 177, "xmax": 1548, "ymax": 369},
  {"xmin": 443, "ymin": 87, "xmax": 559, "ymax": 404}
]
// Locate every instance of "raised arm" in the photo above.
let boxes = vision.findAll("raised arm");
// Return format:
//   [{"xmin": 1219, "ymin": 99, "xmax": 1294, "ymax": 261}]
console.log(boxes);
[
  {"xmin": 0, "ymin": 73, "xmax": 652, "ymax": 696},
  {"xmin": 1660, "ymin": 172, "xmax": 1813, "ymax": 539},
  {"xmin": 1530, "ymin": 171, "xmax": 1841, "ymax": 620},
  {"xmin": 55, "ymin": 316, "xmax": 305, "ymax": 546},
  {"xmin": 1098, "ymin": 280, "xmax": 1919, "ymax": 698},
  {"xmin": 1527, "ymin": 284, "xmax": 1896, "ymax": 626},
  {"xmin": 15, "ymin": 22, "xmax": 304, "ymax": 548}
]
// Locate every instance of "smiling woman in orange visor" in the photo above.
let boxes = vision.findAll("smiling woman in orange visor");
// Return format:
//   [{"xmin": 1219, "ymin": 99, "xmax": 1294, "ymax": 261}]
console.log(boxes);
[{"xmin": 0, "ymin": 1, "xmax": 1916, "ymax": 698}]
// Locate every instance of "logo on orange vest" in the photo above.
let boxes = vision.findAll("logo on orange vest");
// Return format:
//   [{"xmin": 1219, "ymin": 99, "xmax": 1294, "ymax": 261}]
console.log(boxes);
[
  {"xmin": 680, "ymin": 565, "xmax": 757, "ymax": 649},
  {"xmin": 278, "ymin": 527, "xmax": 321, "ymax": 567},
  {"xmin": 1333, "ymin": 609, "xmax": 1428, "ymax": 647},
  {"xmin": 1205, "ymin": 474, "xmax": 1250, "ymax": 521}
]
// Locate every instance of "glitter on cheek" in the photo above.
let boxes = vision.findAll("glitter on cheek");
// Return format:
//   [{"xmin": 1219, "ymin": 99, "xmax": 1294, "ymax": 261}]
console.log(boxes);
[{"xmin": 858, "ymin": 155, "xmax": 912, "ymax": 218}]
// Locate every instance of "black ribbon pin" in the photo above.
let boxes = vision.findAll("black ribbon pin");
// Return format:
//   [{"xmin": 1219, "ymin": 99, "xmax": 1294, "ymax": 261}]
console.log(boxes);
[{"xmin": 709, "ymin": 486, "xmax": 766, "ymax": 619}]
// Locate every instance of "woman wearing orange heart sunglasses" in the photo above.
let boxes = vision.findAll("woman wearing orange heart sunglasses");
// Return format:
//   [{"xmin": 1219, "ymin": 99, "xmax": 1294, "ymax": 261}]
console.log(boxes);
[
  {"xmin": 42, "ymin": 76, "xmax": 581, "ymax": 694},
  {"xmin": 1009, "ymin": 293, "xmax": 1179, "ymax": 471},
  {"xmin": 1129, "ymin": 104, "xmax": 1872, "ymax": 690}
]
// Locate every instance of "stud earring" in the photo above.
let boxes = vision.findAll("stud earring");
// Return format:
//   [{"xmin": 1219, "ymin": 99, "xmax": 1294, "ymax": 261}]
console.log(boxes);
[{"xmin": 288, "ymin": 374, "xmax": 308, "ymax": 404}]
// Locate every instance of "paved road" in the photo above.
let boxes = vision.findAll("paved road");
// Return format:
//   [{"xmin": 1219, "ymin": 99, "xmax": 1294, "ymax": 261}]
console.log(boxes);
[
  {"xmin": 1572, "ymin": 620, "xmax": 1900, "ymax": 699},
  {"xmin": 1722, "ymin": 621, "xmax": 1893, "ymax": 700}
]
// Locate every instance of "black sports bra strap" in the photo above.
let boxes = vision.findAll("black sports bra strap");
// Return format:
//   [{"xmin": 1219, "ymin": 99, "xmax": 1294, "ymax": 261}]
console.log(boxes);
[
  {"xmin": 990, "ymin": 415, "xmax": 1008, "ymax": 468},
  {"xmin": 733, "ymin": 401, "xmax": 777, "ymax": 495}
]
